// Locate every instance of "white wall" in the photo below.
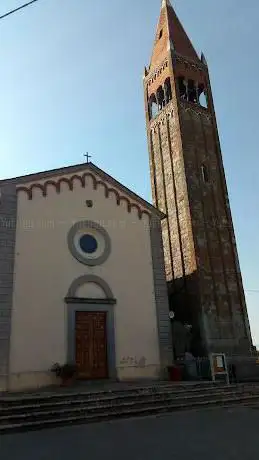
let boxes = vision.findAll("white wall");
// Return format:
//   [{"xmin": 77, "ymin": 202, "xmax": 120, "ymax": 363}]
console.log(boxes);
[{"xmin": 9, "ymin": 172, "xmax": 161, "ymax": 390}]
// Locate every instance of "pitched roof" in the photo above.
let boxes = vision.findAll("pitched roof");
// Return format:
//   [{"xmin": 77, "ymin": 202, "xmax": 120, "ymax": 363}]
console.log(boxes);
[
  {"xmin": 166, "ymin": 1, "xmax": 200, "ymax": 62},
  {"xmin": 149, "ymin": 0, "xmax": 200, "ymax": 70},
  {"xmin": 0, "ymin": 162, "xmax": 165, "ymax": 219}
]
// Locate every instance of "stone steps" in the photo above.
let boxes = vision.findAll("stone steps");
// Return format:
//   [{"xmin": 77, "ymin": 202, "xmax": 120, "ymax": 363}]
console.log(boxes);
[
  {"xmin": 0, "ymin": 389, "xmax": 242, "ymax": 416},
  {"xmin": 1, "ymin": 382, "xmax": 259, "ymax": 434},
  {"xmin": 1, "ymin": 380, "xmax": 253, "ymax": 406},
  {"xmin": 0, "ymin": 382, "xmax": 241, "ymax": 412},
  {"xmin": 0, "ymin": 381, "xmax": 223, "ymax": 406},
  {"xmin": 0, "ymin": 389, "xmax": 257, "ymax": 424}
]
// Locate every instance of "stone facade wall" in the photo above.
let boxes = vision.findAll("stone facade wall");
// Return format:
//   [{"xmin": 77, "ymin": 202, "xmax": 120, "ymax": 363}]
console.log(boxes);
[
  {"xmin": 149, "ymin": 104, "xmax": 196, "ymax": 284},
  {"xmin": 144, "ymin": 46, "xmax": 253, "ymax": 355},
  {"xmin": 178, "ymin": 73, "xmax": 252, "ymax": 353},
  {"xmin": 0, "ymin": 185, "xmax": 17, "ymax": 391},
  {"xmin": 149, "ymin": 214, "xmax": 173, "ymax": 373}
]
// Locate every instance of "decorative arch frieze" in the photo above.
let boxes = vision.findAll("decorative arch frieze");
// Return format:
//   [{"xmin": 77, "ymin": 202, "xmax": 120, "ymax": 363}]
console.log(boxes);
[
  {"xmin": 82, "ymin": 172, "xmax": 97, "ymax": 189},
  {"xmin": 107, "ymin": 188, "xmax": 120, "ymax": 205},
  {"xmin": 58, "ymin": 177, "xmax": 73, "ymax": 191},
  {"xmin": 17, "ymin": 186, "xmax": 33, "ymax": 200},
  {"xmin": 30, "ymin": 183, "xmax": 46, "ymax": 197},
  {"xmin": 150, "ymin": 104, "xmax": 174, "ymax": 133},
  {"xmin": 16, "ymin": 172, "xmax": 151, "ymax": 220},
  {"xmin": 119, "ymin": 196, "xmax": 131, "ymax": 212},
  {"xmin": 146, "ymin": 58, "xmax": 169, "ymax": 85},
  {"xmin": 131, "ymin": 203, "xmax": 142, "ymax": 219},
  {"xmin": 44, "ymin": 180, "xmax": 60, "ymax": 193},
  {"xmin": 70, "ymin": 174, "xmax": 85, "ymax": 188},
  {"xmin": 96, "ymin": 180, "xmax": 109, "ymax": 198}
]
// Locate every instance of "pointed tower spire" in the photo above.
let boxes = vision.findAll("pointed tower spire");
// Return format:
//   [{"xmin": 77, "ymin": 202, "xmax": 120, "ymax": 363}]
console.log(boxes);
[
  {"xmin": 149, "ymin": 0, "xmax": 200, "ymax": 70},
  {"xmin": 161, "ymin": 0, "xmax": 171, "ymax": 7},
  {"xmin": 167, "ymin": 3, "xmax": 200, "ymax": 61},
  {"xmin": 201, "ymin": 52, "xmax": 208, "ymax": 66}
]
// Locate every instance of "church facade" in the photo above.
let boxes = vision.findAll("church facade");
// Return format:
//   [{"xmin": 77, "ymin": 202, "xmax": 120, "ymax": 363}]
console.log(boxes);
[
  {"xmin": 0, "ymin": 164, "xmax": 172, "ymax": 391},
  {"xmin": 0, "ymin": 1, "xmax": 255, "ymax": 392}
]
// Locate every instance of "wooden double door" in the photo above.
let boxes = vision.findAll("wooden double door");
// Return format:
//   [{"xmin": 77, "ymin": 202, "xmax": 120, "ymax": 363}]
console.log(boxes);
[{"xmin": 75, "ymin": 311, "xmax": 108, "ymax": 380}]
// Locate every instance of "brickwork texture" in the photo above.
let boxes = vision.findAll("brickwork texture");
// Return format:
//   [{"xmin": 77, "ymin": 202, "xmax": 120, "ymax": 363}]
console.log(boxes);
[
  {"xmin": 144, "ymin": 0, "xmax": 253, "ymax": 355},
  {"xmin": 0, "ymin": 184, "xmax": 17, "ymax": 388}
]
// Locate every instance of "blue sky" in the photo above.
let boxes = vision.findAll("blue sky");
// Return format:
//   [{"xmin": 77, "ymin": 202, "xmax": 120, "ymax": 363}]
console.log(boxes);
[{"xmin": 0, "ymin": 0, "xmax": 258, "ymax": 346}]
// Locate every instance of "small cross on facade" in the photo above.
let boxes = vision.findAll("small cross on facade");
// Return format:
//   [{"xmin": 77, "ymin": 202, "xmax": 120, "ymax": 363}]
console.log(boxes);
[{"xmin": 84, "ymin": 152, "xmax": 92, "ymax": 163}]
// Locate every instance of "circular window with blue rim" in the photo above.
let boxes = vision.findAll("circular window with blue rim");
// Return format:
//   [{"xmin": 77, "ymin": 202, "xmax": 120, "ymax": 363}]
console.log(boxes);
[
  {"xmin": 67, "ymin": 220, "xmax": 111, "ymax": 266},
  {"xmin": 79, "ymin": 234, "xmax": 98, "ymax": 254}
]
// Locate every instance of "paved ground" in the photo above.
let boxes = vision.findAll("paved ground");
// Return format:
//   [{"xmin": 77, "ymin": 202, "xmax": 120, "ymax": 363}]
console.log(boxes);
[{"xmin": 1, "ymin": 406, "xmax": 259, "ymax": 460}]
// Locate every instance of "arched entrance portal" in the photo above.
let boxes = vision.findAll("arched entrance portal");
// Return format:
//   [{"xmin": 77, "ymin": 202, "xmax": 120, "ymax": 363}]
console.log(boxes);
[{"xmin": 65, "ymin": 275, "xmax": 117, "ymax": 380}]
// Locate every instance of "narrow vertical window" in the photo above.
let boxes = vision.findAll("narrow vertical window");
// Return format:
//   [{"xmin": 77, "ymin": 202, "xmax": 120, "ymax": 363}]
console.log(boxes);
[
  {"xmin": 156, "ymin": 86, "xmax": 165, "ymax": 110},
  {"xmin": 148, "ymin": 94, "xmax": 159, "ymax": 120},
  {"xmin": 178, "ymin": 77, "xmax": 187, "ymax": 101},
  {"xmin": 188, "ymin": 79, "xmax": 197, "ymax": 103},
  {"xmin": 201, "ymin": 164, "xmax": 209, "ymax": 183},
  {"xmin": 164, "ymin": 77, "xmax": 172, "ymax": 104}
]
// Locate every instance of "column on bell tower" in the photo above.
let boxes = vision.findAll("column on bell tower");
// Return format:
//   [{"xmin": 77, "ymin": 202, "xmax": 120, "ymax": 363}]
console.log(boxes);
[{"xmin": 144, "ymin": 0, "xmax": 253, "ymax": 355}]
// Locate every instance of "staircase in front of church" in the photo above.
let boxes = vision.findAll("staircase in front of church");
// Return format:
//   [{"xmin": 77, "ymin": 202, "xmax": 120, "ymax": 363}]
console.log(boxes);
[{"xmin": 1, "ymin": 381, "xmax": 259, "ymax": 434}]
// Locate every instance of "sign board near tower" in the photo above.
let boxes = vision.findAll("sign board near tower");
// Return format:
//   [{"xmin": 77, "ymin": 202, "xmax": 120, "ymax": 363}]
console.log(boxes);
[{"xmin": 209, "ymin": 353, "xmax": 229, "ymax": 384}]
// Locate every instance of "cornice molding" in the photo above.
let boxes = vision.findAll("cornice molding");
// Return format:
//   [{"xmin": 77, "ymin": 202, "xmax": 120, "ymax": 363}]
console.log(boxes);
[
  {"xmin": 149, "ymin": 102, "xmax": 174, "ymax": 132},
  {"xmin": 173, "ymin": 52, "xmax": 207, "ymax": 73}
]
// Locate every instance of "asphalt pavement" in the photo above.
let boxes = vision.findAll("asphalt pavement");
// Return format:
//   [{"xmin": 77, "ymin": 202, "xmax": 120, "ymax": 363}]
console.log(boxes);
[{"xmin": 1, "ymin": 406, "xmax": 259, "ymax": 460}]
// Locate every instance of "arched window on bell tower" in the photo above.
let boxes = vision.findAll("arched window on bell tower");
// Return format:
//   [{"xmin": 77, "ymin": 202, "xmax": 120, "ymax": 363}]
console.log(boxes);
[
  {"xmin": 156, "ymin": 86, "xmax": 165, "ymax": 111},
  {"xmin": 187, "ymin": 79, "xmax": 198, "ymax": 104},
  {"xmin": 148, "ymin": 93, "xmax": 159, "ymax": 120},
  {"xmin": 201, "ymin": 164, "xmax": 209, "ymax": 183},
  {"xmin": 164, "ymin": 77, "xmax": 172, "ymax": 104},
  {"xmin": 178, "ymin": 76, "xmax": 208, "ymax": 108},
  {"xmin": 198, "ymin": 84, "xmax": 208, "ymax": 108},
  {"xmin": 178, "ymin": 76, "xmax": 187, "ymax": 101}
]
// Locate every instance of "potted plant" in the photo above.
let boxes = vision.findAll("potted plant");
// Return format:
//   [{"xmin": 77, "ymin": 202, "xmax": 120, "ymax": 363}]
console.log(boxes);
[
  {"xmin": 167, "ymin": 364, "xmax": 182, "ymax": 381},
  {"xmin": 51, "ymin": 363, "xmax": 77, "ymax": 386}
]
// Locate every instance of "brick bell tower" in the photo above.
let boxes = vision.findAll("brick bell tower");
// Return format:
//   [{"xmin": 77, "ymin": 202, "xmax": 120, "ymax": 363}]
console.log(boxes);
[{"xmin": 143, "ymin": 0, "xmax": 253, "ymax": 356}]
